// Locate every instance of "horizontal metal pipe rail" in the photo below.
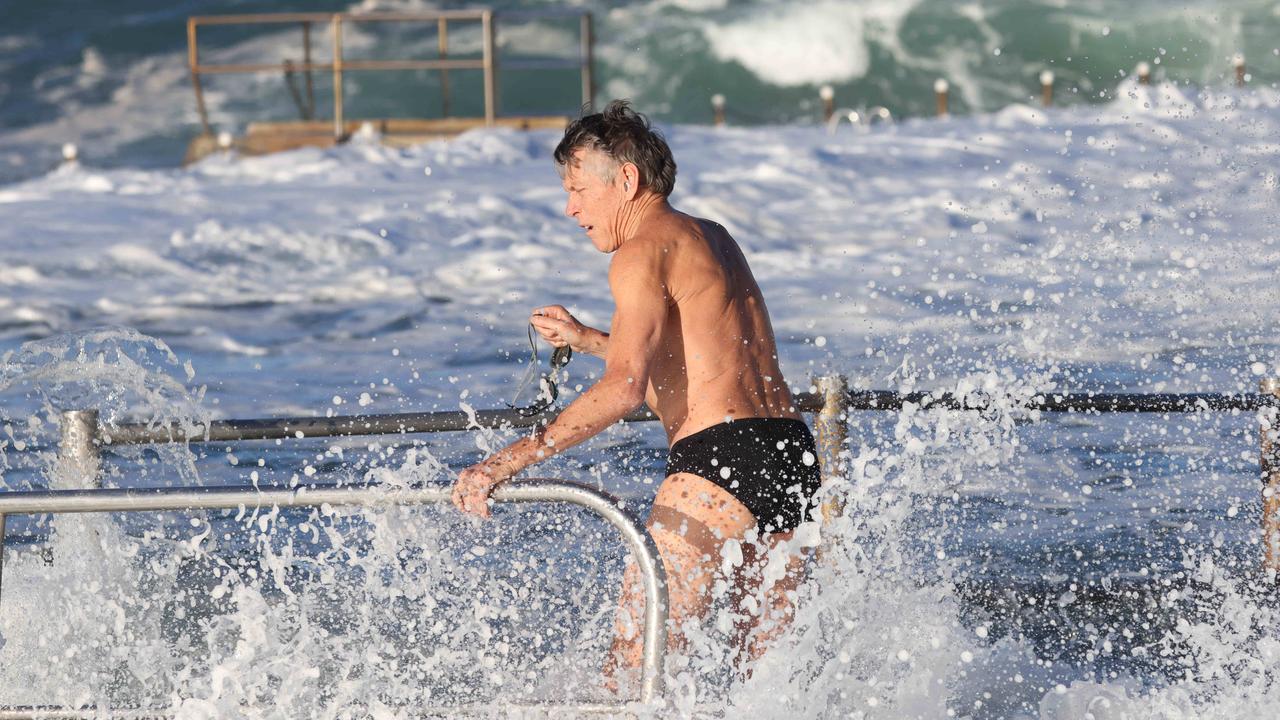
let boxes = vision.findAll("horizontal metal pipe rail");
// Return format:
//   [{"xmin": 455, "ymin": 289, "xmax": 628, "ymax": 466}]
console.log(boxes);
[
  {"xmin": 0, "ymin": 478, "xmax": 667, "ymax": 715},
  {"xmin": 193, "ymin": 59, "xmax": 488, "ymax": 75},
  {"xmin": 91, "ymin": 389, "xmax": 1274, "ymax": 448},
  {"xmin": 0, "ymin": 704, "xmax": 650, "ymax": 719},
  {"xmin": 843, "ymin": 389, "xmax": 1274, "ymax": 413}
]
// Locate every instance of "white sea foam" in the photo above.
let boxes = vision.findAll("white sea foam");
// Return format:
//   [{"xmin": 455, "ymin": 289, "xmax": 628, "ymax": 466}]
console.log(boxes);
[{"xmin": 705, "ymin": 2, "xmax": 872, "ymax": 86}]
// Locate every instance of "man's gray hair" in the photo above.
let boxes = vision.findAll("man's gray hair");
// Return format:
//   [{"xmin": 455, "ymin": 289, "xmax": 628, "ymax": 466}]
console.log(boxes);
[{"xmin": 554, "ymin": 100, "xmax": 677, "ymax": 197}]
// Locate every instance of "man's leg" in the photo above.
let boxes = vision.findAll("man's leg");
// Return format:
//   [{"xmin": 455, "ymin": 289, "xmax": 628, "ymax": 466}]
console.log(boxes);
[
  {"xmin": 729, "ymin": 531, "xmax": 810, "ymax": 669},
  {"xmin": 604, "ymin": 473, "xmax": 755, "ymax": 689}
]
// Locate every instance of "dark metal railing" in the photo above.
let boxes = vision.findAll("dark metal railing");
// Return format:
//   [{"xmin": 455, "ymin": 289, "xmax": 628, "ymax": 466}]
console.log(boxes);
[{"xmin": 72, "ymin": 389, "xmax": 1276, "ymax": 451}]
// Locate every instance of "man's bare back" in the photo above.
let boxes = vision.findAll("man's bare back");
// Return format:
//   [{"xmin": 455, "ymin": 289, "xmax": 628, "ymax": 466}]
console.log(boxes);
[{"xmin": 616, "ymin": 211, "xmax": 799, "ymax": 445}]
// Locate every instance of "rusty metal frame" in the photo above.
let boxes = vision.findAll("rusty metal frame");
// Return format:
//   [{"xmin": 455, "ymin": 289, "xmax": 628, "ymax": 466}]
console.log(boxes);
[{"xmin": 186, "ymin": 10, "xmax": 594, "ymax": 140}]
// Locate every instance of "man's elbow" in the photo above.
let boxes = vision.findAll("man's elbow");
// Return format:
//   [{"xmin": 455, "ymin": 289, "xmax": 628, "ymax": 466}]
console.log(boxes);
[
  {"xmin": 608, "ymin": 374, "xmax": 648, "ymax": 411},
  {"xmin": 618, "ymin": 385, "xmax": 647, "ymax": 412}
]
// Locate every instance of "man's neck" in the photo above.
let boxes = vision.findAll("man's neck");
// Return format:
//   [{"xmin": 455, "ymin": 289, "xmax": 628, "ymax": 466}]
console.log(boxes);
[{"xmin": 613, "ymin": 193, "xmax": 672, "ymax": 247}]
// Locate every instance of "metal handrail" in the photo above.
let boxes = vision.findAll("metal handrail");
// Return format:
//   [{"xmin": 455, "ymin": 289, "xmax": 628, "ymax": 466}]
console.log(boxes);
[
  {"xmin": 0, "ymin": 478, "xmax": 668, "ymax": 714},
  {"xmin": 842, "ymin": 389, "xmax": 1274, "ymax": 413},
  {"xmin": 187, "ymin": 9, "xmax": 595, "ymax": 139},
  {"xmin": 75, "ymin": 389, "xmax": 1273, "ymax": 449}
]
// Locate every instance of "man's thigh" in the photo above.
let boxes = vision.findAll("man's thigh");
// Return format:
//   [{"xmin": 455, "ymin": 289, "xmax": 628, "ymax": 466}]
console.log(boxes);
[{"xmin": 649, "ymin": 472, "xmax": 757, "ymax": 554}]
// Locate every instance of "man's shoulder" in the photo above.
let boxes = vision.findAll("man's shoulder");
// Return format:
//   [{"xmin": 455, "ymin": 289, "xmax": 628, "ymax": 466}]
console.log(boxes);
[
  {"xmin": 608, "ymin": 241, "xmax": 662, "ymax": 288},
  {"xmin": 624, "ymin": 212, "xmax": 709, "ymax": 257},
  {"xmin": 612, "ymin": 224, "xmax": 676, "ymax": 267}
]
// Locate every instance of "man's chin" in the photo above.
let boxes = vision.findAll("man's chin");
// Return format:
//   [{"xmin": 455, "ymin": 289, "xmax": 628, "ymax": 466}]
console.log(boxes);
[{"xmin": 592, "ymin": 239, "xmax": 621, "ymax": 253}]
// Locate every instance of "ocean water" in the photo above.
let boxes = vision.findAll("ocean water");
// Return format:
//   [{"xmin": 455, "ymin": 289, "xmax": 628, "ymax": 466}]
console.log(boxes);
[
  {"xmin": 2, "ymin": 0, "xmax": 1280, "ymax": 183},
  {"xmin": 2, "ymin": 2, "xmax": 1280, "ymax": 718}
]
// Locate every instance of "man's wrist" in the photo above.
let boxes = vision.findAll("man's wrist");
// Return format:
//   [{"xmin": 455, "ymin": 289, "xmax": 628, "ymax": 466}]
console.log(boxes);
[
  {"xmin": 483, "ymin": 436, "xmax": 541, "ymax": 480},
  {"xmin": 480, "ymin": 454, "xmax": 519, "ymax": 482},
  {"xmin": 587, "ymin": 328, "xmax": 609, "ymax": 357}
]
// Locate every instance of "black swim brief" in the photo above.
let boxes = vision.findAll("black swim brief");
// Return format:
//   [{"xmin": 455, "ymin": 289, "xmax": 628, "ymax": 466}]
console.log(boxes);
[{"xmin": 665, "ymin": 417, "xmax": 822, "ymax": 533}]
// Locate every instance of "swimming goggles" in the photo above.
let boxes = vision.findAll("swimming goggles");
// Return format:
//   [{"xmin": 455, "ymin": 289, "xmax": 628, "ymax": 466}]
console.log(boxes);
[{"xmin": 507, "ymin": 325, "xmax": 573, "ymax": 417}]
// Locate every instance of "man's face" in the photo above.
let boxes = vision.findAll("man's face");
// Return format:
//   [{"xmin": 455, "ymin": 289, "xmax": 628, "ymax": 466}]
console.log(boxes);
[{"xmin": 562, "ymin": 147, "xmax": 625, "ymax": 253}]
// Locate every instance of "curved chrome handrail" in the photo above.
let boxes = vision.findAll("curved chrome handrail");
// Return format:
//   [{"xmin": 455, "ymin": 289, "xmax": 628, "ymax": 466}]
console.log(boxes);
[{"xmin": 0, "ymin": 478, "xmax": 668, "ymax": 713}]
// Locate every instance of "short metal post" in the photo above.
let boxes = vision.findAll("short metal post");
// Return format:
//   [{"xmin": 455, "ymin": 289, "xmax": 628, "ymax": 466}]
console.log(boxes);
[
  {"xmin": 302, "ymin": 21, "xmax": 316, "ymax": 119},
  {"xmin": 1040, "ymin": 70, "xmax": 1054, "ymax": 107},
  {"xmin": 711, "ymin": 93, "xmax": 725, "ymax": 126},
  {"xmin": 1262, "ymin": 379, "xmax": 1280, "ymax": 573},
  {"xmin": 482, "ymin": 11, "xmax": 497, "ymax": 126},
  {"xmin": 815, "ymin": 375, "xmax": 850, "ymax": 527},
  {"xmin": 1234, "ymin": 54, "xmax": 1247, "ymax": 87},
  {"xmin": 332, "ymin": 14, "xmax": 345, "ymax": 139},
  {"xmin": 934, "ymin": 78, "xmax": 949, "ymax": 116},
  {"xmin": 1136, "ymin": 61, "xmax": 1151, "ymax": 85},
  {"xmin": 819, "ymin": 85, "xmax": 835, "ymax": 122},
  {"xmin": 187, "ymin": 19, "xmax": 213, "ymax": 136},
  {"xmin": 57, "ymin": 410, "xmax": 101, "ymax": 489},
  {"xmin": 438, "ymin": 18, "xmax": 451, "ymax": 117},
  {"xmin": 581, "ymin": 13, "xmax": 595, "ymax": 111}
]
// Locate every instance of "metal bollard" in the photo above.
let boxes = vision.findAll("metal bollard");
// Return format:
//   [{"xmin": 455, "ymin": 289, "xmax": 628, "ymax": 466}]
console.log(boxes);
[
  {"xmin": 216, "ymin": 131, "xmax": 233, "ymax": 153},
  {"xmin": 60, "ymin": 143, "xmax": 78, "ymax": 165},
  {"xmin": 711, "ymin": 93, "xmax": 725, "ymax": 127},
  {"xmin": 819, "ymin": 85, "xmax": 835, "ymax": 122},
  {"xmin": 934, "ymin": 78, "xmax": 949, "ymax": 117},
  {"xmin": 1262, "ymin": 379, "xmax": 1280, "ymax": 573},
  {"xmin": 1136, "ymin": 61, "xmax": 1151, "ymax": 85},
  {"xmin": 814, "ymin": 375, "xmax": 850, "ymax": 528},
  {"xmin": 1040, "ymin": 70, "xmax": 1055, "ymax": 107},
  {"xmin": 1234, "ymin": 54, "xmax": 1247, "ymax": 87},
  {"xmin": 57, "ymin": 410, "xmax": 101, "ymax": 489}
]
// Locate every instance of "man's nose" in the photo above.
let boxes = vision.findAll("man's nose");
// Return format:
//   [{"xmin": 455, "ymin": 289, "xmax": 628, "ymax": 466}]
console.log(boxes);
[{"xmin": 564, "ymin": 199, "xmax": 577, "ymax": 218}]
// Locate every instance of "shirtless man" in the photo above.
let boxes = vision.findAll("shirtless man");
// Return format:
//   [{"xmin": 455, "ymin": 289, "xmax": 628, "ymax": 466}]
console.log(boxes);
[{"xmin": 452, "ymin": 101, "xmax": 821, "ymax": 683}]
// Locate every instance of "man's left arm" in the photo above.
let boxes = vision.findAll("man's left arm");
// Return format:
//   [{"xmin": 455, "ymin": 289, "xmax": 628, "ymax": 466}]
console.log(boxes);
[{"xmin": 452, "ymin": 250, "xmax": 666, "ymax": 517}]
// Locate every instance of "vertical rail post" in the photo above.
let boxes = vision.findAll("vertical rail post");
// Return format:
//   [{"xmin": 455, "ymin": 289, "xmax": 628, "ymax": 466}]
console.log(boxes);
[
  {"xmin": 332, "ymin": 14, "xmax": 345, "ymax": 140},
  {"xmin": 57, "ymin": 410, "xmax": 101, "ymax": 489},
  {"xmin": 1262, "ymin": 379, "xmax": 1280, "ymax": 573},
  {"xmin": 934, "ymin": 78, "xmax": 949, "ymax": 116},
  {"xmin": 819, "ymin": 85, "xmax": 835, "ymax": 122},
  {"xmin": 303, "ymin": 21, "xmax": 315, "ymax": 120},
  {"xmin": 1136, "ymin": 61, "xmax": 1151, "ymax": 85},
  {"xmin": 1040, "ymin": 70, "xmax": 1055, "ymax": 107},
  {"xmin": 187, "ymin": 19, "xmax": 213, "ymax": 136},
  {"xmin": 1234, "ymin": 54, "xmax": 1247, "ymax": 87},
  {"xmin": 581, "ymin": 12, "xmax": 595, "ymax": 111},
  {"xmin": 481, "ymin": 11, "xmax": 497, "ymax": 126},
  {"xmin": 438, "ymin": 18, "xmax": 451, "ymax": 117},
  {"xmin": 815, "ymin": 375, "xmax": 850, "ymax": 528},
  {"xmin": 0, "ymin": 513, "xmax": 7, "ymax": 603}
]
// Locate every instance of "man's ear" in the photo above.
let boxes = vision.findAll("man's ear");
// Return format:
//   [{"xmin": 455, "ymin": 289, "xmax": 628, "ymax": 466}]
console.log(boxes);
[{"xmin": 620, "ymin": 162, "xmax": 641, "ymax": 199}]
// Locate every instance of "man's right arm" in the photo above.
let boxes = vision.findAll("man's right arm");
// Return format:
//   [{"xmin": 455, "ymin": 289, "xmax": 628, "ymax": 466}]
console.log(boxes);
[{"xmin": 474, "ymin": 258, "xmax": 665, "ymax": 485}]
